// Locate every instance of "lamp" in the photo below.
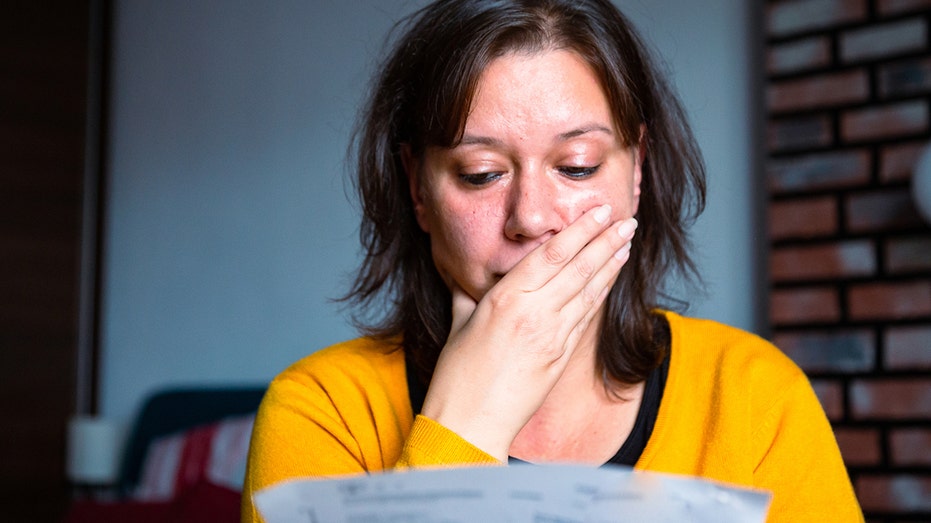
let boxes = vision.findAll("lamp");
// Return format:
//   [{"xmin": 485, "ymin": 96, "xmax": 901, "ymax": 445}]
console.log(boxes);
[
  {"xmin": 66, "ymin": 415, "xmax": 122, "ymax": 486},
  {"xmin": 914, "ymin": 144, "xmax": 931, "ymax": 223}
]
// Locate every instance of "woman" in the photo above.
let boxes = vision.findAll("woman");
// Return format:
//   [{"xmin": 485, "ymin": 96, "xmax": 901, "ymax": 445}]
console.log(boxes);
[{"xmin": 243, "ymin": 1, "xmax": 863, "ymax": 521}]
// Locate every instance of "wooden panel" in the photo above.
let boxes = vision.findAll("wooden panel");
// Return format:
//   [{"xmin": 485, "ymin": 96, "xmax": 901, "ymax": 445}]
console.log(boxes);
[{"xmin": 0, "ymin": 1, "xmax": 94, "ymax": 520}]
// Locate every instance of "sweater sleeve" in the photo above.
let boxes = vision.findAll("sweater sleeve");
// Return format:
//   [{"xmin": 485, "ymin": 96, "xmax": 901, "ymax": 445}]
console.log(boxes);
[
  {"xmin": 398, "ymin": 415, "xmax": 501, "ymax": 467},
  {"xmin": 752, "ymin": 373, "xmax": 864, "ymax": 522},
  {"xmin": 241, "ymin": 344, "xmax": 499, "ymax": 523}
]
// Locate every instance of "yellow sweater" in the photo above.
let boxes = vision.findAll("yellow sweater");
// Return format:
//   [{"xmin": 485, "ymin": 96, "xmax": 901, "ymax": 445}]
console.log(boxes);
[{"xmin": 243, "ymin": 312, "xmax": 863, "ymax": 522}]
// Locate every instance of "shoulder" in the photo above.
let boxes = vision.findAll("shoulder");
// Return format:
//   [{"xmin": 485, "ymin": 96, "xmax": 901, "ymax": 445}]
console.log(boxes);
[
  {"xmin": 282, "ymin": 336, "xmax": 404, "ymax": 377},
  {"xmin": 645, "ymin": 312, "xmax": 859, "ymax": 514},
  {"xmin": 266, "ymin": 336, "xmax": 407, "ymax": 405},
  {"xmin": 662, "ymin": 310, "xmax": 803, "ymax": 386},
  {"xmin": 660, "ymin": 311, "xmax": 814, "ymax": 426},
  {"xmin": 246, "ymin": 336, "xmax": 414, "ymax": 495}
]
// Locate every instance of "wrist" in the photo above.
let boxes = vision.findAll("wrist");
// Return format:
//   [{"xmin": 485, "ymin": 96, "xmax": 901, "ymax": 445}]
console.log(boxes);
[{"xmin": 420, "ymin": 402, "xmax": 513, "ymax": 462}]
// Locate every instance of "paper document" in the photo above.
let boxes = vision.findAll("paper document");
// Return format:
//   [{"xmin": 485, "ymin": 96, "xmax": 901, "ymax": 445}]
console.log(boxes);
[{"xmin": 255, "ymin": 464, "xmax": 771, "ymax": 522}]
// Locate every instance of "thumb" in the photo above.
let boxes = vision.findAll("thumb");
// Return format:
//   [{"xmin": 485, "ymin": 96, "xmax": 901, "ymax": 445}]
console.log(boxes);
[{"xmin": 449, "ymin": 284, "xmax": 477, "ymax": 339}]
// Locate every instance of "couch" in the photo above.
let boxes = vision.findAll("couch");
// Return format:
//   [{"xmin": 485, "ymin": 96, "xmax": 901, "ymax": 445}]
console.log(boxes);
[{"xmin": 64, "ymin": 386, "xmax": 266, "ymax": 523}]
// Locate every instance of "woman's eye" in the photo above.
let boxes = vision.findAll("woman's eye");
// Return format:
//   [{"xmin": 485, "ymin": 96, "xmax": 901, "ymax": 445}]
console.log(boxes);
[
  {"xmin": 459, "ymin": 172, "xmax": 503, "ymax": 186},
  {"xmin": 558, "ymin": 165, "xmax": 600, "ymax": 179}
]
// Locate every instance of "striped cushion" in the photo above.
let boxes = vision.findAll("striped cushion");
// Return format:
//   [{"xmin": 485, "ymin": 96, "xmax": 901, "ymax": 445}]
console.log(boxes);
[{"xmin": 134, "ymin": 414, "xmax": 254, "ymax": 501}]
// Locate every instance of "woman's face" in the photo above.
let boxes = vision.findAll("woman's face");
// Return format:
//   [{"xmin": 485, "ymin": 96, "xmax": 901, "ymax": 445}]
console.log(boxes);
[{"xmin": 407, "ymin": 49, "xmax": 642, "ymax": 302}]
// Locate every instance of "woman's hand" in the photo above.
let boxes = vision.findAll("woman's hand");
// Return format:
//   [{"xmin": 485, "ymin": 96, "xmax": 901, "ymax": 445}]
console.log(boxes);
[{"xmin": 420, "ymin": 204, "xmax": 637, "ymax": 461}]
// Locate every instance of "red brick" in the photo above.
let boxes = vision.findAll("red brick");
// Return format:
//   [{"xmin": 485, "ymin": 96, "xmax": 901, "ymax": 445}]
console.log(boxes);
[
  {"xmin": 769, "ymin": 196, "xmax": 838, "ymax": 239},
  {"xmin": 851, "ymin": 378, "xmax": 931, "ymax": 418},
  {"xmin": 880, "ymin": 57, "xmax": 931, "ymax": 99},
  {"xmin": 771, "ymin": 287, "xmax": 841, "ymax": 324},
  {"xmin": 768, "ymin": 70, "xmax": 869, "ymax": 113},
  {"xmin": 768, "ymin": 0, "xmax": 867, "ymax": 37},
  {"xmin": 846, "ymin": 188, "xmax": 926, "ymax": 232},
  {"xmin": 841, "ymin": 18, "xmax": 927, "ymax": 62},
  {"xmin": 890, "ymin": 428, "xmax": 931, "ymax": 465},
  {"xmin": 773, "ymin": 329, "xmax": 875, "ymax": 372},
  {"xmin": 810, "ymin": 379, "xmax": 844, "ymax": 420},
  {"xmin": 856, "ymin": 474, "xmax": 931, "ymax": 512},
  {"xmin": 886, "ymin": 236, "xmax": 931, "ymax": 273},
  {"xmin": 771, "ymin": 241, "xmax": 875, "ymax": 282},
  {"xmin": 880, "ymin": 141, "xmax": 927, "ymax": 183},
  {"xmin": 841, "ymin": 101, "xmax": 928, "ymax": 141},
  {"xmin": 767, "ymin": 116, "xmax": 833, "ymax": 152},
  {"xmin": 884, "ymin": 325, "xmax": 931, "ymax": 369},
  {"xmin": 767, "ymin": 36, "xmax": 832, "ymax": 75},
  {"xmin": 841, "ymin": 101, "xmax": 929, "ymax": 142},
  {"xmin": 835, "ymin": 427, "xmax": 882, "ymax": 465},
  {"xmin": 878, "ymin": 0, "xmax": 931, "ymax": 15},
  {"xmin": 848, "ymin": 280, "xmax": 931, "ymax": 320},
  {"xmin": 767, "ymin": 150, "xmax": 871, "ymax": 193}
]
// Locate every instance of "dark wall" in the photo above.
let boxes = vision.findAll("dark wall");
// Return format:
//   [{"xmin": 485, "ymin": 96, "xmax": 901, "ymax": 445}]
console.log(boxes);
[{"xmin": 0, "ymin": 2, "xmax": 97, "ymax": 520}]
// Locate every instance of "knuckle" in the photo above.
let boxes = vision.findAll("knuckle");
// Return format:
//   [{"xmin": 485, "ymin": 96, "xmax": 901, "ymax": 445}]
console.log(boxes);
[
  {"xmin": 540, "ymin": 242, "xmax": 568, "ymax": 266},
  {"xmin": 573, "ymin": 258, "xmax": 595, "ymax": 280},
  {"xmin": 528, "ymin": 337, "xmax": 564, "ymax": 364},
  {"xmin": 579, "ymin": 283, "xmax": 599, "ymax": 306},
  {"xmin": 485, "ymin": 287, "xmax": 512, "ymax": 309}
]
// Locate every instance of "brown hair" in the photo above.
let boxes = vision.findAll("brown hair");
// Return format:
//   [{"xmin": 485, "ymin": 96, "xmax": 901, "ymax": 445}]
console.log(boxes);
[{"xmin": 345, "ymin": 0, "xmax": 706, "ymax": 386}]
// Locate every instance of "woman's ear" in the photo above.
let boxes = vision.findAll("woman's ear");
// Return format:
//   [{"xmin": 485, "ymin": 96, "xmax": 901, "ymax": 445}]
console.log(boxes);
[{"xmin": 402, "ymin": 144, "xmax": 430, "ymax": 233}]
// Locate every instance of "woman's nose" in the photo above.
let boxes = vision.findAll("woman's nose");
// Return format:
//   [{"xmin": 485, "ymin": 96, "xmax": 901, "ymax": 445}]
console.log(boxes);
[{"xmin": 503, "ymin": 171, "xmax": 564, "ymax": 242}]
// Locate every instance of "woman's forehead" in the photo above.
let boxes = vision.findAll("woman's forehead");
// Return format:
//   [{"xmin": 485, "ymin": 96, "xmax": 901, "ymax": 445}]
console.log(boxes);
[{"xmin": 461, "ymin": 50, "xmax": 614, "ymax": 136}]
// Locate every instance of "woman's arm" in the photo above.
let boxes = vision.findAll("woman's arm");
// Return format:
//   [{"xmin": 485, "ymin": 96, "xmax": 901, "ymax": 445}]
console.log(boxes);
[
  {"xmin": 240, "ymin": 343, "xmax": 499, "ymax": 523},
  {"xmin": 752, "ymin": 375, "xmax": 864, "ymax": 522}
]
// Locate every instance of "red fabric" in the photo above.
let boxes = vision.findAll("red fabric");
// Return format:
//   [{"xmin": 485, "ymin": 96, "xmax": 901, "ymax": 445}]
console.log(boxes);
[
  {"xmin": 135, "ymin": 414, "xmax": 253, "ymax": 501},
  {"xmin": 63, "ymin": 481, "xmax": 240, "ymax": 523},
  {"xmin": 64, "ymin": 499, "xmax": 174, "ymax": 523},
  {"xmin": 176, "ymin": 422, "xmax": 219, "ymax": 494},
  {"xmin": 174, "ymin": 481, "xmax": 241, "ymax": 523}
]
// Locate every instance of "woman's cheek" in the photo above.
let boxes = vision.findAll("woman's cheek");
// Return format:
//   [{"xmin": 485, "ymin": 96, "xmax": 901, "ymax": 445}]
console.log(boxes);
[{"xmin": 430, "ymin": 218, "xmax": 483, "ymax": 282}]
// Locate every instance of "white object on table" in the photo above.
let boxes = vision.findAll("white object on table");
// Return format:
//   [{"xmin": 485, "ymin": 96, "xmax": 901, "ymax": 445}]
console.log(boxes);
[{"xmin": 66, "ymin": 415, "xmax": 122, "ymax": 485}]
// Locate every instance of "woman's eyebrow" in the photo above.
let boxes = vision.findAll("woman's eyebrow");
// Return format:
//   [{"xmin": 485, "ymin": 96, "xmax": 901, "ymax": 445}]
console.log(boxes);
[
  {"xmin": 558, "ymin": 125, "xmax": 613, "ymax": 141},
  {"xmin": 458, "ymin": 125, "xmax": 613, "ymax": 148},
  {"xmin": 458, "ymin": 134, "xmax": 505, "ymax": 147}
]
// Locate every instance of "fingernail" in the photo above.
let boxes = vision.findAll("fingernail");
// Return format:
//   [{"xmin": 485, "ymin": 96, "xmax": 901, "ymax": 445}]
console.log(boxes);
[
  {"xmin": 615, "ymin": 242, "xmax": 632, "ymax": 260},
  {"xmin": 617, "ymin": 218, "xmax": 637, "ymax": 238},
  {"xmin": 593, "ymin": 204, "xmax": 611, "ymax": 224}
]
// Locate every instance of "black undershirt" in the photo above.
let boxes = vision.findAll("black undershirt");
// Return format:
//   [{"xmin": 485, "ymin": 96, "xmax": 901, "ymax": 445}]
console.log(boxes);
[{"xmin": 405, "ymin": 316, "xmax": 671, "ymax": 467}]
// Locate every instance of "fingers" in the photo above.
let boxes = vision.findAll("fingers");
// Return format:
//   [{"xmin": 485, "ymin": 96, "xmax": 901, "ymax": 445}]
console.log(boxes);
[
  {"xmin": 504, "ymin": 203, "xmax": 636, "ymax": 309},
  {"xmin": 564, "ymin": 226, "xmax": 633, "ymax": 338},
  {"xmin": 553, "ymin": 216, "xmax": 636, "ymax": 310},
  {"xmin": 504, "ymin": 204, "xmax": 616, "ymax": 291},
  {"xmin": 543, "ymin": 216, "xmax": 634, "ymax": 351}
]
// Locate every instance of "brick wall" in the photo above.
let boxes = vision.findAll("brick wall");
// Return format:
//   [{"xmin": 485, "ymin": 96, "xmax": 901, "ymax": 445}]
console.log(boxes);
[{"xmin": 765, "ymin": 0, "xmax": 931, "ymax": 520}]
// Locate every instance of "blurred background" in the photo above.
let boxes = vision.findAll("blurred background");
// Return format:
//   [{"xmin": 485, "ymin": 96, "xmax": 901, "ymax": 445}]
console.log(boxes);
[{"xmin": 2, "ymin": 0, "xmax": 929, "ymax": 520}]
